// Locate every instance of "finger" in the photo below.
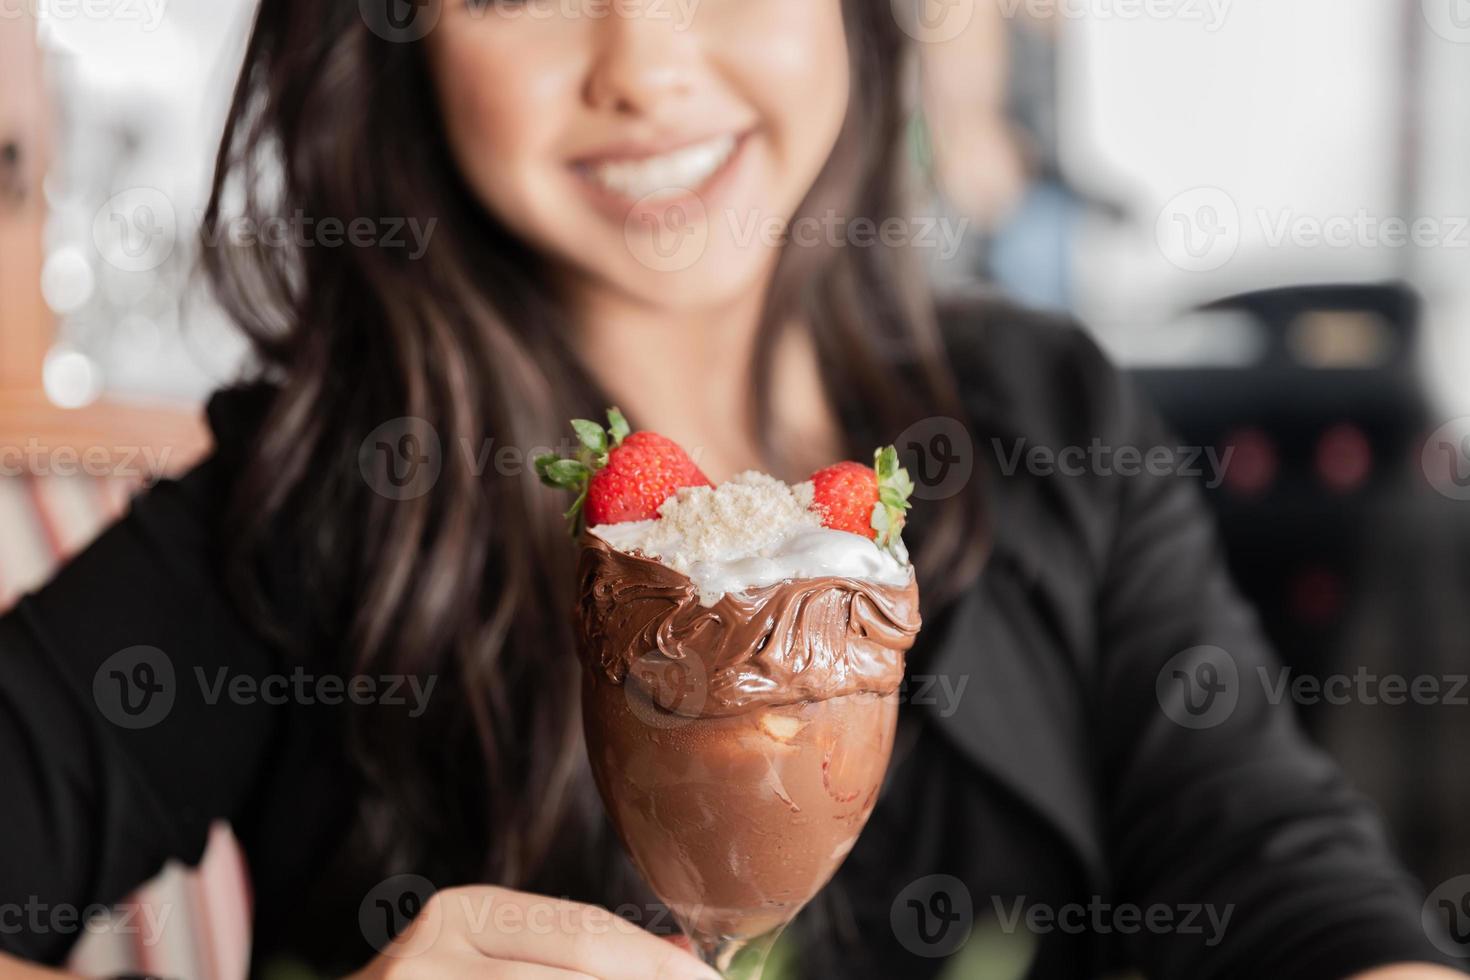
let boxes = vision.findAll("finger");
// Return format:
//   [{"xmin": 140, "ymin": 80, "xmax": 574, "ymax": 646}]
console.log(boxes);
[
  {"xmin": 439, "ymin": 888, "xmax": 717, "ymax": 980},
  {"xmin": 386, "ymin": 951, "xmax": 595, "ymax": 980},
  {"xmin": 483, "ymin": 958, "xmax": 597, "ymax": 980}
]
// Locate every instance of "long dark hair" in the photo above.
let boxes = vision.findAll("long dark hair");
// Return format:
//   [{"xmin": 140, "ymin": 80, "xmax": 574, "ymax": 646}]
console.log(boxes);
[{"xmin": 202, "ymin": 0, "xmax": 988, "ymax": 957}]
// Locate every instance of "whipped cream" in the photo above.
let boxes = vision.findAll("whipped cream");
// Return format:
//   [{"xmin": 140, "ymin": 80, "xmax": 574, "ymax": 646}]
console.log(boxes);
[{"xmin": 589, "ymin": 470, "xmax": 912, "ymax": 605}]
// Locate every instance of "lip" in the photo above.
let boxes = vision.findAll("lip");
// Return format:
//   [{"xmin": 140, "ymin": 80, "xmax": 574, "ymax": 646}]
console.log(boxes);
[
  {"xmin": 570, "ymin": 127, "xmax": 756, "ymax": 221},
  {"xmin": 570, "ymin": 127, "xmax": 753, "ymax": 166}
]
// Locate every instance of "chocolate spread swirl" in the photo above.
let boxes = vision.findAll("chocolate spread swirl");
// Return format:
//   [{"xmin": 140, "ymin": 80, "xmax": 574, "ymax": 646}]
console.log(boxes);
[{"xmin": 576, "ymin": 532, "xmax": 921, "ymax": 717}]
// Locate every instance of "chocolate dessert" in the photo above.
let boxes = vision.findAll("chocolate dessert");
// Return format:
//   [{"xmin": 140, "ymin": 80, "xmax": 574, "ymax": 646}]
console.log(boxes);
[{"xmin": 578, "ymin": 535, "xmax": 921, "ymax": 947}]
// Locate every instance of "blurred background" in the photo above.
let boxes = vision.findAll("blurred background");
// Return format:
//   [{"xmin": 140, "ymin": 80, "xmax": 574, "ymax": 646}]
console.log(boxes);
[{"xmin": 1, "ymin": 0, "xmax": 1467, "ymax": 977}]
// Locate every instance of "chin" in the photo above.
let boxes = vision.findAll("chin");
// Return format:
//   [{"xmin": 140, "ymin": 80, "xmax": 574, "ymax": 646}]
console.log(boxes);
[
  {"xmin": 629, "ymin": 261, "xmax": 773, "ymax": 315},
  {"xmin": 569, "ymin": 235, "xmax": 779, "ymax": 315}
]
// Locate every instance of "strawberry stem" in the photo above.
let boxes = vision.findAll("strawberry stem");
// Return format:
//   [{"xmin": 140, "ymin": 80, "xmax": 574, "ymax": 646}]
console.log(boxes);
[{"xmin": 535, "ymin": 407, "xmax": 627, "ymax": 535}]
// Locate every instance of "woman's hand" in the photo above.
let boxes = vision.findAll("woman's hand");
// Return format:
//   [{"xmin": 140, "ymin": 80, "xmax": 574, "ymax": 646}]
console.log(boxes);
[
  {"xmin": 0, "ymin": 952, "xmax": 73, "ymax": 978},
  {"xmin": 345, "ymin": 886, "xmax": 718, "ymax": 980},
  {"xmin": 1347, "ymin": 967, "xmax": 1468, "ymax": 978}
]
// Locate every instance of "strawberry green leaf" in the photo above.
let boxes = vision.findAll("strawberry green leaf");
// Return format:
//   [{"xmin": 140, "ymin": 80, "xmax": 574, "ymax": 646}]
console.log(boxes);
[
  {"xmin": 871, "ymin": 501, "xmax": 892, "ymax": 535},
  {"xmin": 871, "ymin": 444, "xmax": 914, "ymax": 553},
  {"xmin": 875, "ymin": 445, "xmax": 899, "ymax": 481},
  {"xmin": 606, "ymin": 407, "xmax": 631, "ymax": 447},
  {"xmin": 541, "ymin": 458, "xmax": 591, "ymax": 488},
  {"xmin": 879, "ymin": 486, "xmax": 910, "ymax": 511},
  {"xmin": 891, "ymin": 469, "xmax": 915, "ymax": 501},
  {"xmin": 570, "ymin": 419, "xmax": 607, "ymax": 454}
]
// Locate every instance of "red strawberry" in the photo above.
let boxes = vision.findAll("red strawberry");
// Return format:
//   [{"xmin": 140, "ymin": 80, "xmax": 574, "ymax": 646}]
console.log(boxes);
[
  {"xmin": 808, "ymin": 462, "xmax": 879, "ymax": 537},
  {"xmin": 536, "ymin": 408, "xmax": 710, "ymax": 531},
  {"xmin": 584, "ymin": 430, "xmax": 711, "ymax": 524},
  {"xmin": 808, "ymin": 446, "xmax": 914, "ymax": 550}
]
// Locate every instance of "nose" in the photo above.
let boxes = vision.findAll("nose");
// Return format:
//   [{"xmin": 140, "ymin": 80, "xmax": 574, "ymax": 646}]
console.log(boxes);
[{"xmin": 584, "ymin": 1, "xmax": 698, "ymax": 116}]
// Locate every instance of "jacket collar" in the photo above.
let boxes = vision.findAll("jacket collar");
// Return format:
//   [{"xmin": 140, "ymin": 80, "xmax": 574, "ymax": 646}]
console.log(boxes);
[{"xmin": 916, "ymin": 551, "xmax": 1109, "ymax": 892}]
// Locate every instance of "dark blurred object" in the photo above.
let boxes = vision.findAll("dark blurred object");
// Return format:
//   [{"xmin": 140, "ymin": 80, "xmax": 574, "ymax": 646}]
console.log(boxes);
[
  {"xmin": 0, "ymin": 139, "xmax": 27, "ymax": 209},
  {"xmin": 1132, "ymin": 281, "xmax": 1470, "ymax": 890},
  {"xmin": 1133, "ymin": 284, "xmax": 1426, "ymax": 685}
]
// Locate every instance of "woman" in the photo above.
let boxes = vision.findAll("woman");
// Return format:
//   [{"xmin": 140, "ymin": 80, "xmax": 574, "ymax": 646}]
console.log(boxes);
[{"xmin": 0, "ymin": 1, "xmax": 1460, "ymax": 978}]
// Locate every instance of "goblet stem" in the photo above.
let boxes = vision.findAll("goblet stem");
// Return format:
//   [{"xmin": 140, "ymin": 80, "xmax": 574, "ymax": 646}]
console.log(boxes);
[{"xmin": 695, "ymin": 924, "xmax": 786, "ymax": 980}]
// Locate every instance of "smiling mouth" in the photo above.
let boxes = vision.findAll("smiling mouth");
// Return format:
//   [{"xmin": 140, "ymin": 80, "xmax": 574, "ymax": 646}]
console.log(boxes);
[{"xmin": 574, "ymin": 132, "xmax": 743, "ymax": 203}]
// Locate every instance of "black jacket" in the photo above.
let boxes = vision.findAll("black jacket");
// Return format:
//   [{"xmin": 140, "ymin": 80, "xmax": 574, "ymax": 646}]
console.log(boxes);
[{"xmin": 0, "ymin": 299, "xmax": 1455, "ymax": 978}]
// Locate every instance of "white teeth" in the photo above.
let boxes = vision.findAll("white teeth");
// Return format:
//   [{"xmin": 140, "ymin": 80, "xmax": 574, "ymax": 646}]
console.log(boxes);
[{"xmin": 584, "ymin": 134, "xmax": 737, "ymax": 200}]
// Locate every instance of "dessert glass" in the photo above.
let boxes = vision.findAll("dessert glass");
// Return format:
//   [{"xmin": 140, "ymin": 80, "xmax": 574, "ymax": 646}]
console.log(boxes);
[{"xmin": 576, "ymin": 532, "xmax": 921, "ymax": 977}]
